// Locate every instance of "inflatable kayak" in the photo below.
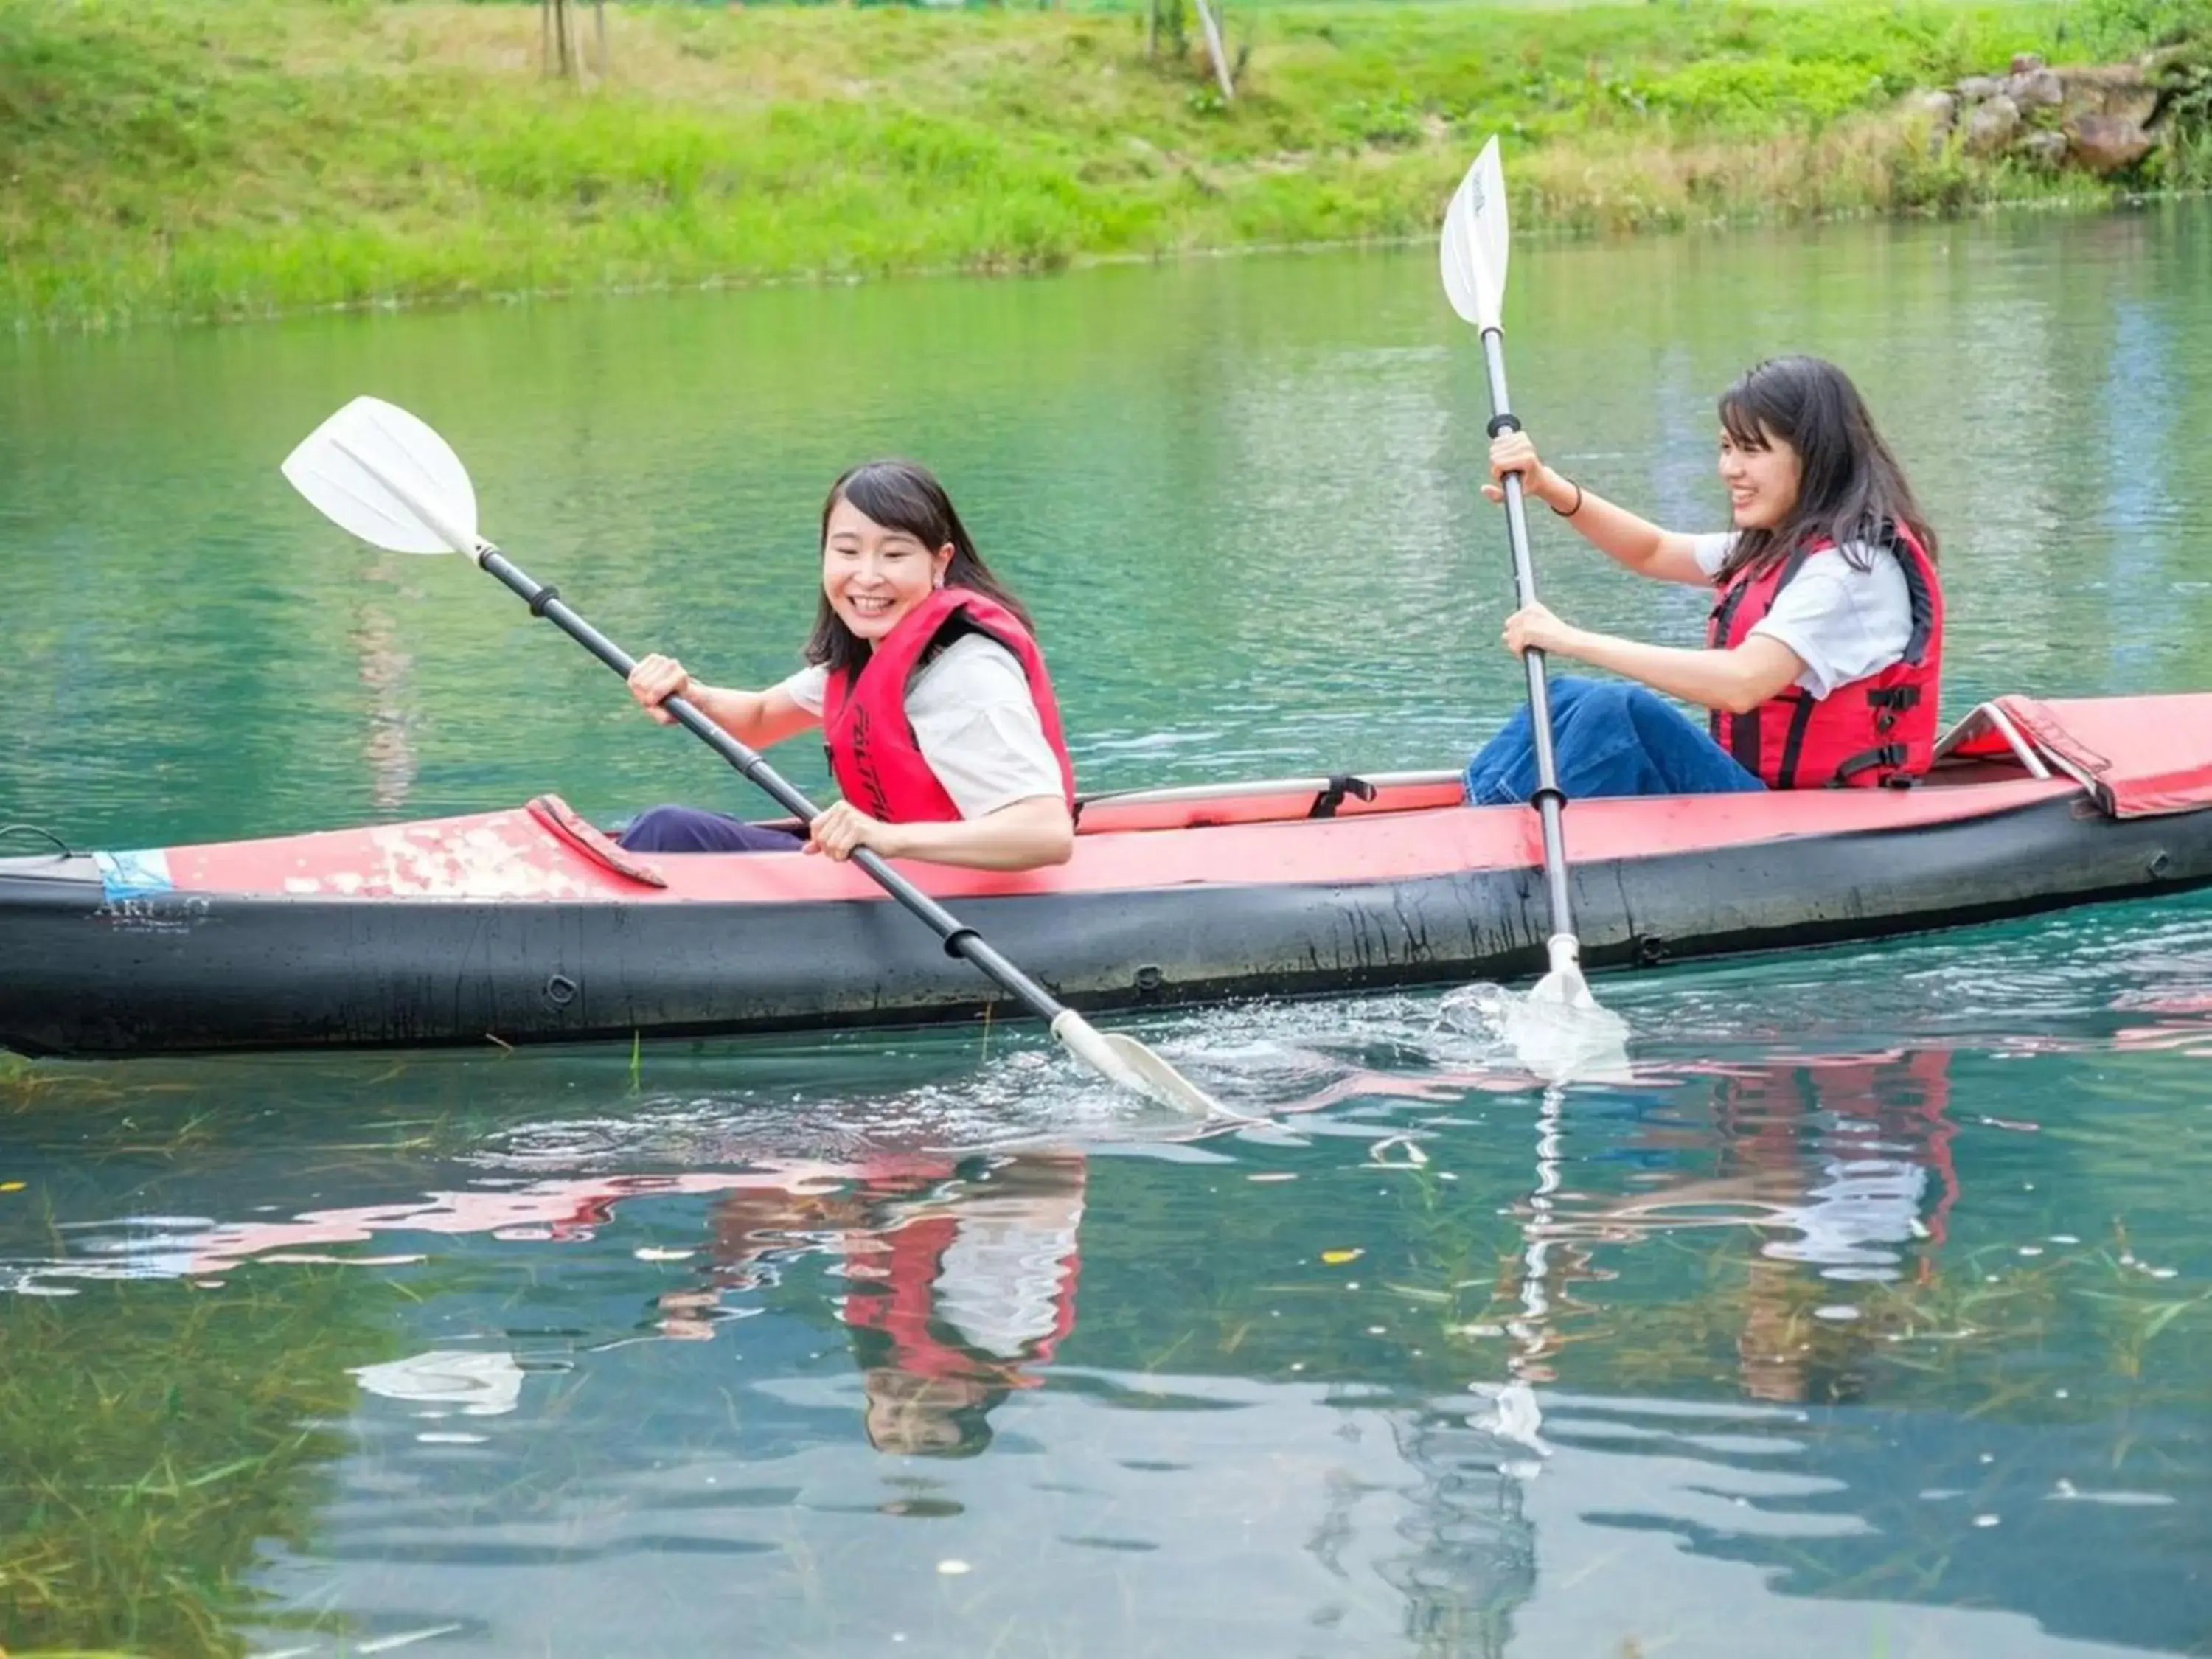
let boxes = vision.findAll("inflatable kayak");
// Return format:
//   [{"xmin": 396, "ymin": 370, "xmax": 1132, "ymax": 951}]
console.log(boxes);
[{"xmin": 3, "ymin": 693, "xmax": 2209, "ymax": 1060}]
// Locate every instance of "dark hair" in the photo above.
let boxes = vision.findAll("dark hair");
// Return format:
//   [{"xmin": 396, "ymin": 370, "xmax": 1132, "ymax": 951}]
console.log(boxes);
[
  {"xmin": 803, "ymin": 460, "xmax": 1035, "ymax": 680},
  {"xmin": 1716, "ymin": 355, "xmax": 1938, "ymax": 579}
]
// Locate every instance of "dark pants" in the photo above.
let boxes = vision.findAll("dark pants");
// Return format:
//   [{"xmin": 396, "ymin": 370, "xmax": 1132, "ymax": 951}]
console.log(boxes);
[
  {"xmin": 616, "ymin": 804, "xmax": 806, "ymax": 853},
  {"xmin": 1462, "ymin": 677, "xmax": 1767, "ymax": 806}
]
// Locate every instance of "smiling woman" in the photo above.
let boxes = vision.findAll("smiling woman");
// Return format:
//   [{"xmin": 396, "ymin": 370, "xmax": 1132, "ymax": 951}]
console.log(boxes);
[
  {"xmin": 1464, "ymin": 354, "xmax": 1945, "ymax": 804},
  {"xmin": 618, "ymin": 460, "xmax": 1079, "ymax": 872}
]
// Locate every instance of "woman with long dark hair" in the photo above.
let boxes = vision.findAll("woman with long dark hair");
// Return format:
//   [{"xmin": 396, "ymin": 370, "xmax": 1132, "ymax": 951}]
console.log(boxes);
[
  {"xmin": 1464, "ymin": 355, "xmax": 1944, "ymax": 801},
  {"xmin": 617, "ymin": 461, "xmax": 1077, "ymax": 871}
]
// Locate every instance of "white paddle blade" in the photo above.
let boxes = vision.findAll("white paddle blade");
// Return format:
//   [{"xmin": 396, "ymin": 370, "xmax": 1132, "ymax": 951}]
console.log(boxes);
[
  {"xmin": 282, "ymin": 395, "xmax": 480, "ymax": 557},
  {"xmin": 1100, "ymin": 1031, "xmax": 1224, "ymax": 1118},
  {"xmin": 1504, "ymin": 936, "xmax": 1631, "ymax": 1084},
  {"xmin": 1439, "ymin": 136, "xmax": 1511, "ymax": 332},
  {"xmin": 1051, "ymin": 1010, "xmax": 1221, "ymax": 1118}
]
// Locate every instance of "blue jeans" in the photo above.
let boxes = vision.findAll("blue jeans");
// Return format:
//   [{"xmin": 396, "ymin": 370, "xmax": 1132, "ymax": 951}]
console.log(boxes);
[
  {"xmin": 616, "ymin": 804, "xmax": 806, "ymax": 853},
  {"xmin": 1462, "ymin": 677, "xmax": 1766, "ymax": 806}
]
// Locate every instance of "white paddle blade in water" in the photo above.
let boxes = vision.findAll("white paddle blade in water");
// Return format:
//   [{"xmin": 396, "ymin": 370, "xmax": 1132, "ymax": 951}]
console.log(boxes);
[
  {"xmin": 1503, "ymin": 935, "xmax": 1631, "ymax": 1084},
  {"xmin": 1439, "ymin": 136, "xmax": 1510, "ymax": 332},
  {"xmin": 282, "ymin": 396, "xmax": 480, "ymax": 557},
  {"xmin": 1100, "ymin": 1031, "xmax": 1229, "ymax": 1118},
  {"xmin": 1050, "ymin": 1010, "xmax": 1221, "ymax": 1119}
]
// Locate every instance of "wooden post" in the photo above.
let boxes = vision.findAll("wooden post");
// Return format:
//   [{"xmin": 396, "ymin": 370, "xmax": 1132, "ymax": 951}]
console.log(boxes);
[{"xmin": 1192, "ymin": 0, "xmax": 1233, "ymax": 100}]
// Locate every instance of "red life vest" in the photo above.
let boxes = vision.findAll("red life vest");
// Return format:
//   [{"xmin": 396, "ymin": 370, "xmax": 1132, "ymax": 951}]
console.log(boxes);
[
  {"xmin": 1705, "ymin": 526, "xmax": 1943, "ymax": 790},
  {"xmin": 821, "ymin": 588, "xmax": 1076, "ymax": 824}
]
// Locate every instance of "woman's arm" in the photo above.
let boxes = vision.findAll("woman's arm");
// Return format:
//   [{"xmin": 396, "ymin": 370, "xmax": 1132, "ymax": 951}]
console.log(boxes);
[
  {"xmin": 1506, "ymin": 603, "xmax": 1804, "ymax": 714},
  {"xmin": 627, "ymin": 653, "xmax": 819, "ymax": 749},
  {"xmin": 684, "ymin": 681, "xmax": 820, "ymax": 750},
  {"xmin": 1486, "ymin": 432, "xmax": 1713, "ymax": 587},
  {"xmin": 806, "ymin": 795, "xmax": 1075, "ymax": 872}
]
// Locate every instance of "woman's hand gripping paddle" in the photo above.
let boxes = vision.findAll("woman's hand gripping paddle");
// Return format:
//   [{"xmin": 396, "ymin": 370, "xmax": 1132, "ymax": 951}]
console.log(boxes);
[
  {"xmin": 1441, "ymin": 139, "xmax": 1630, "ymax": 1081},
  {"xmin": 280, "ymin": 396, "xmax": 1223, "ymax": 1120}
]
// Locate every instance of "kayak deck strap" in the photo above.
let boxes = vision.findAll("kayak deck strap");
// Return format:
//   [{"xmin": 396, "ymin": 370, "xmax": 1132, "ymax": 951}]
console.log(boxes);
[
  {"xmin": 1074, "ymin": 771, "xmax": 1463, "ymax": 834},
  {"xmin": 0, "ymin": 823, "xmax": 77, "ymax": 858}
]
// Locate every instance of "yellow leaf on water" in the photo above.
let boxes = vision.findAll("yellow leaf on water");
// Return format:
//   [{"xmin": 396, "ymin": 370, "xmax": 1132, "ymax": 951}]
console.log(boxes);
[
  {"xmin": 0, "ymin": 1181, "xmax": 22, "ymax": 1192},
  {"xmin": 1321, "ymin": 1248, "xmax": 1364, "ymax": 1265}
]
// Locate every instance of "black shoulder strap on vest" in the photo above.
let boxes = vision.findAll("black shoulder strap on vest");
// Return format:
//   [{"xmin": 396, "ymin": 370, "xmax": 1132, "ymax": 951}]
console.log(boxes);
[
  {"xmin": 1877, "ymin": 524, "xmax": 1938, "ymax": 665},
  {"xmin": 916, "ymin": 607, "xmax": 1025, "ymax": 687},
  {"xmin": 913, "ymin": 608, "xmax": 973, "ymax": 678}
]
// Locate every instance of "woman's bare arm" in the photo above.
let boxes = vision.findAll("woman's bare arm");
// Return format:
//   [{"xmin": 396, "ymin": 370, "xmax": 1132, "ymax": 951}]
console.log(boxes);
[
  {"xmin": 628, "ymin": 653, "xmax": 819, "ymax": 749},
  {"xmin": 1487, "ymin": 432, "xmax": 1713, "ymax": 586},
  {"xmin": 808, "ymin": 794, "xmax": 1075, "ymax": 872}
]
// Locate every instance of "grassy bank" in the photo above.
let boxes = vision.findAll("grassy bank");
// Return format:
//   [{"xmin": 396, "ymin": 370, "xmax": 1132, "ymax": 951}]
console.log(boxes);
[{"xmin": 1, "ymin": 0, "xmax": 2207, "ymax": 327}]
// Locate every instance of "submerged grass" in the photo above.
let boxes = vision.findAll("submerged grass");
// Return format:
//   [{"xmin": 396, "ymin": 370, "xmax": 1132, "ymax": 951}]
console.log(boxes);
[
  {"xmin": 0, "ymin": 1272, "xmax": 397, "ymax": 1658},
  {"xmin": 1427, "ymin": 1220, "xmax": 2212, "ymax": 1412},
  {"xmin": 2, "ymin": 0, "xmax": 2208, "ymax": 328}
]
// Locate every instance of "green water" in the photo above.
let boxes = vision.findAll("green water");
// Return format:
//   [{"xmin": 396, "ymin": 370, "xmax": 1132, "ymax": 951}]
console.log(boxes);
[{"xmin": 3, "ymin": 204, "xmax": 2211, "ymax": 1657}]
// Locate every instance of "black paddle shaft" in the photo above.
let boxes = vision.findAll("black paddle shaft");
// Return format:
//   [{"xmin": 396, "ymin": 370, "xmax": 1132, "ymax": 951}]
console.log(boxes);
[
  {"xmin": 473, "ymin": 544, "xmax": 1074, "ymax": 1023},
  {"xmin": 1478, "ymin": 328, "xmax": 1579, "ymax": 949}
]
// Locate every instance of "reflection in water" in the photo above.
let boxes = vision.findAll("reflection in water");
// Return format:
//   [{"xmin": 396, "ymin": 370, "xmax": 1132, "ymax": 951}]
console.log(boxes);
[
  {"xmin": 1382, "ymin": 1396, "xmax": 1539, "ymax": 1659},
  {"xmin": 352, "ymin": 1349, "xmax": 527, "ymax": 1418},
  {"xmin": 661, "ymin": 1152, "xmax": 1085, "ymax": 1457},
  {"xmin": 1, "ymin": 1003, "xmax": 2208, "ymax": 1655},
  {"xmin": 1377, "ymin": 1049, "xmax": 1970, "ymax": 1655},
  {"xmin": 351, "ymin": 555, "xmax": 420, "ymax": 813},
  {"xmin": 1502, "ymin": 1051, "xmax": 1962, "ymax": 1404}
]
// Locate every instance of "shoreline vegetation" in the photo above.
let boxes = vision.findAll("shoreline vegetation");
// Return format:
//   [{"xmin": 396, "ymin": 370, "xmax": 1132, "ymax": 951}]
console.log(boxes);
[{"xmin": 1, "ymin": 0, "xmax": 2208, "ymax": 330}]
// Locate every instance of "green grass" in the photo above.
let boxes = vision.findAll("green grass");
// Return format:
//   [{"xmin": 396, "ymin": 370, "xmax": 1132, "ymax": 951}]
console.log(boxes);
[{"xmin": 0, "ymin": 0, "xmax": 2206, "ymax": 327}]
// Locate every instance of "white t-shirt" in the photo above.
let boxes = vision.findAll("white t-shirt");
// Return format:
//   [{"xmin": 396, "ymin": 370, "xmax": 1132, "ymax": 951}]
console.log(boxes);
[
  {"xmin": 780, "ymin": 633, "xmax": 1065, "ymax": 820},
  {"xmin": 1692, "ymin": 534, "xmax": 1915, "ymax": 699}
]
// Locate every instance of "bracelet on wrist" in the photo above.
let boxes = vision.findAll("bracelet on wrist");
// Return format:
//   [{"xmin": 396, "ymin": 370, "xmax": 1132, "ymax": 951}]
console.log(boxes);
[{"xmin": 1548, "ymin": 477, "xmax": 1585, "ymax": 519}]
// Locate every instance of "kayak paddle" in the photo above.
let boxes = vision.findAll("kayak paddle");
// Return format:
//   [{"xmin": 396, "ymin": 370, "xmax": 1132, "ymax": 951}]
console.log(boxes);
[
  {"xmin": 281, "ymin": 395, "xmax": 1221, "ymax": 1119},
  {"xmin": 1441, "ymin": 139, "xmax": 1628, "ymax": 1072}
]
